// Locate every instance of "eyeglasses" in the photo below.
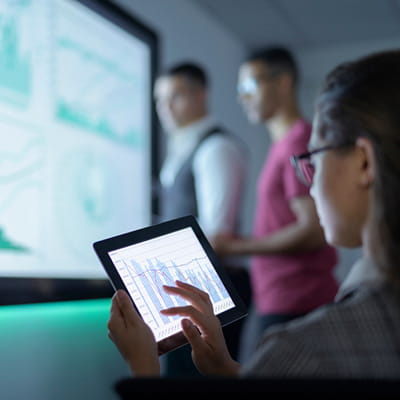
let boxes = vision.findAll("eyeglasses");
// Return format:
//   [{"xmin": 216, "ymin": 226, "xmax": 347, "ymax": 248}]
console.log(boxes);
[
  {"xmin": 237, "ymin": 77, "xmax": 258, "ymax": 96},
  {"xmin": 237, "ymin": 73, "xmax": 277, "ymax": 96},
  {"xmin": 290, "ymin": 143, "xmax": 353, "ymax": 187}
]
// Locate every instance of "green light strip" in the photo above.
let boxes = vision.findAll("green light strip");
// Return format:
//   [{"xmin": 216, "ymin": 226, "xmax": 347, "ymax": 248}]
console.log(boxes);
[{"xmin": 0, "ymin": 298, "xmax": 111, "ymax": 321}]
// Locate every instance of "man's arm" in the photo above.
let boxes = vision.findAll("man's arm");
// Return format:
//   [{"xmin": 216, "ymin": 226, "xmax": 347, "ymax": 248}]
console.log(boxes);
[{"xmin": 214, "ymin": 195, "xmax": 327, "ymax": 256}]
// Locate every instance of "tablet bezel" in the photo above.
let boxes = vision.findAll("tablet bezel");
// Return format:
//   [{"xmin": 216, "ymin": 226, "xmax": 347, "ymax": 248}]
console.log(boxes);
[{"xmin": 93, "ymin": 215, "xmax": 248, "ymax": 355}]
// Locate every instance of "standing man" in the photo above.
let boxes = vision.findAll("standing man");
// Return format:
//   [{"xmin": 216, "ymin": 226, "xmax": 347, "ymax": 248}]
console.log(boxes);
[
  {"xmin": 153, "ymin": 62, "xmax": 250, "ymax": 375},
  {"xmin": 214, "ymin": 47, "xmax": 339, "ymax": 361}
]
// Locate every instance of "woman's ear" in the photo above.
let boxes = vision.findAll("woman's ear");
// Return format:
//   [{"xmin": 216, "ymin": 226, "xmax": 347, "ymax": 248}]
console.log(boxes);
[{"xmin": 355, "ymin": 137, "xmax": 375, "ymax": 188}]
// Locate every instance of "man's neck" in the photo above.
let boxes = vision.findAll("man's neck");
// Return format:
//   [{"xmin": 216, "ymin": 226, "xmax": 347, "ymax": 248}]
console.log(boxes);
[
  {"xmin": 176, "ymin": 111, "xmax": 208, "ymax": 131},
  {"xmin": 265, "ymin": 104, "xmax": 302, "ymax": 142},
  {"xmin": 170, "ymin": 113, "xmax": 209, "ymax": 136}
]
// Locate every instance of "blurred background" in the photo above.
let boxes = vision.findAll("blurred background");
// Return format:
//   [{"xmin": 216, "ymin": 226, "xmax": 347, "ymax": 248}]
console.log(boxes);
[{"xmin": 120, "ymin": 0, "xmax": 400, "ymax": 279}]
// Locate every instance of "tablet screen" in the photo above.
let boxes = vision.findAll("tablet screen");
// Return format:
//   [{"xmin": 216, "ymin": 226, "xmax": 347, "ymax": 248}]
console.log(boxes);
[{"xmin": 107, "ymin": 227, "xmax": 235, "ymax": 342}]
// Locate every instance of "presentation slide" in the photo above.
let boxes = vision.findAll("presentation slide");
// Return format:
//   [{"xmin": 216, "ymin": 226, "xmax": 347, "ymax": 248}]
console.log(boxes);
[
  {"xmin": 108, "ymin": 227, "xmax": 235, "ymax": 342},
  {"xmin": 0, "ymin": 0, "xmax": 153, "ymax": 278}
]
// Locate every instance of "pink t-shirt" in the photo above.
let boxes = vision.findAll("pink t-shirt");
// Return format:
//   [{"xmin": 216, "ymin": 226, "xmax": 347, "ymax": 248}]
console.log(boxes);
[{"xmin": 251, "ymin": 119, "xmax": 338, "ymax": 314}]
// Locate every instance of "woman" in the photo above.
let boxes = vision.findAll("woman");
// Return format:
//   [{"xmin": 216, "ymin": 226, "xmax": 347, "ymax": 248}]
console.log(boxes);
[{"xmin": 107, "ymin": 49, "xmax": 400, "ymax": 378}]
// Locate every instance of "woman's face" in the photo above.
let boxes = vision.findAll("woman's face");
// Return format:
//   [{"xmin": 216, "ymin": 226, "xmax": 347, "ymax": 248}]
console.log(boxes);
[{"xmin": 309, "ymin": 112, "xmax": 369, "ymax": 248}]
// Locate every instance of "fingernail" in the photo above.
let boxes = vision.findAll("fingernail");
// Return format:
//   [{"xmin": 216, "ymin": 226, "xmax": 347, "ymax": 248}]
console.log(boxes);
[
  {"xmin": 182, "ymin": 318, "xmax": 192, "ymax": 329},
  {"xmin": 117, "ymin": 290, "xmax": 129, "ymax": 302}
]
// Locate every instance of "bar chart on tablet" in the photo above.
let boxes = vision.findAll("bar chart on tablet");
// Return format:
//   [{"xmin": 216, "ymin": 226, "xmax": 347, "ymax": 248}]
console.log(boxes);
[{"xmin": 108, "ymin": 227, "xmax": 235, "ymax": 341}]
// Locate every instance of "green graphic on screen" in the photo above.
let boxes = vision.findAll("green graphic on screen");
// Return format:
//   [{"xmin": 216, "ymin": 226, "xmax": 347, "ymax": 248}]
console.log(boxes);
[
  {"xmin": 0, "ymin": 228, "xmax": 29, "ymax": 252},
  {"xmin": 55, "ymin": 35, "xmax": 143, "ymax": 146},
  {"xmin": 0, "ymin": 0, "xmax": 152, "ymax": 278},
  {"xmin": 0, "ymin": 0, "xmax": 32, "ymax": 106}
]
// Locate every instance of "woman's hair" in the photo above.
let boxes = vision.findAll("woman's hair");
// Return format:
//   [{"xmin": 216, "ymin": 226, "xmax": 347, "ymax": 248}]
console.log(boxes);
[{"xmin": 315, "ymin": 49, "xmax": 400, "ymax": 284}]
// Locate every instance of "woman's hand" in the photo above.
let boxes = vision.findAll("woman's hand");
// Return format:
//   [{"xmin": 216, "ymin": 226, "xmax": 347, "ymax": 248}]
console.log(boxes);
[
  {"xmin": 161, "ymin": 281, "xmax": 240, "ymax": 376},
  {"xmin": 107, "ymin": 290, "xmax": 160, "ymax": 376}
]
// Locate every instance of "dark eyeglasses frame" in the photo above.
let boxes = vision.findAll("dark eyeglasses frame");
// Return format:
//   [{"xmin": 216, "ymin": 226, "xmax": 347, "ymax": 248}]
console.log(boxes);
[{"xmin": 290, "ymin": 143, "xmax": 354, "ymax": 186}]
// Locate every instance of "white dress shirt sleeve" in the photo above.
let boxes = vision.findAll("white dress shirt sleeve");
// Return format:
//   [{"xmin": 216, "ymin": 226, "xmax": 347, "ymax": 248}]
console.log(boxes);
[{"xmin": 192, "ymin": 134, "xmax": 247, "ymax": 237}]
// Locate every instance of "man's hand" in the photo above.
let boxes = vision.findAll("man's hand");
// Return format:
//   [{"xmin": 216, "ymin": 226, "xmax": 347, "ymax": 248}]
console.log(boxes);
[{"xmin": 211, "ymin": 233, "xmax": 241, "ymax": 256}]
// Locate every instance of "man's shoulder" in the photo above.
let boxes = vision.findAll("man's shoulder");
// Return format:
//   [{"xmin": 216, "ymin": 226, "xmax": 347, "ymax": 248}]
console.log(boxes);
[
  {"xmin": 281, "ymin": 119, "xmax": 312, "ymax": 152},
  {"xmin": 290, "ymin": 118, "xmax": 312, "ymax": 137},
  {"xmin": 199, "ymin": 127, "xmax": 247, "ymax": 153},
  {"xmin": 203, "ymin": 124, "xmax": 237, "ymax": 139}
]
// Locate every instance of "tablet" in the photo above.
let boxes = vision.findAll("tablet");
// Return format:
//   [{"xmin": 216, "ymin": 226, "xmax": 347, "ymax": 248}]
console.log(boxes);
[{"xmin": 93, "ymin": 215, "xmax": 248, "ymax": 355}]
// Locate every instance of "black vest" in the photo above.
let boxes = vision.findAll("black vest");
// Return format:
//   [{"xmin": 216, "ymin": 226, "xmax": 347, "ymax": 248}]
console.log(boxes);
[{"xmin": 160, "ymin": 126, "xmax": 229, "ymax": 221}]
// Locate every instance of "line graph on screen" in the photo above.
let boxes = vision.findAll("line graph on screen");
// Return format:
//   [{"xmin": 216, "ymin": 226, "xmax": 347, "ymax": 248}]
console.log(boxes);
[{"xmin": 108, "ymin": 227, "xmax": 234, "ymax": 341}]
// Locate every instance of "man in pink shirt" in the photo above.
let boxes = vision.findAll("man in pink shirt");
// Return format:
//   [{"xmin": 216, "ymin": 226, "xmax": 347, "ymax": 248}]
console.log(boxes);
[{"xmin": 214, "ymin": 47, "xmax": 338, "ymax": 361}]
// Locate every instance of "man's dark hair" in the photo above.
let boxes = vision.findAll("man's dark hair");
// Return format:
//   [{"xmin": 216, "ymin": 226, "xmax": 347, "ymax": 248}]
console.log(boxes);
[
  {"xmin": 162, "ymin": 62, "xmax": 208, "ymax": 88},
  {"xmin": 246, "ymin": 46, "xmax": 299, "ymax": 87}
]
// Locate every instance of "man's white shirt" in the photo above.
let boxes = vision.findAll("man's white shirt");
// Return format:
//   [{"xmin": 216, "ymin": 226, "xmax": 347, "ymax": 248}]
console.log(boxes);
[{"xmin": 160, "ymin": 115, "xmax": 247, "ymax": 238}]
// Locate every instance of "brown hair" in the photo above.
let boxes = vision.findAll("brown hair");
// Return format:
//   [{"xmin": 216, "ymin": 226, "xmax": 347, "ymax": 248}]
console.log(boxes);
[{"xmin": 316, "ymin": 49, "xmax": 400, "ymax": 284}]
